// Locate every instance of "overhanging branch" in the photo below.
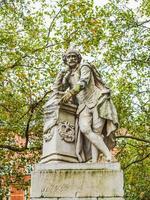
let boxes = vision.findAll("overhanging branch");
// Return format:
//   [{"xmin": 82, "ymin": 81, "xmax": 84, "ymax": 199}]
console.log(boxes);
[
  {"xmin": 0, "ymin": 144, "xmax": 41, "ymax": 152},
  {"xmin": 46, "ymin": 5, "xmax": 66, "ymax": 47},
  {"xmin": 123, "ymin": 153, "xmax": 150, "ymax": 170},
  {"xmin": 116, "ymin": 135, "xmax": 150, "ymax": 144}
]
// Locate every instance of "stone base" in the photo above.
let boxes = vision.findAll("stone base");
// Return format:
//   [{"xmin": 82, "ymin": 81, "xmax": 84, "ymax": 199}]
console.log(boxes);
[{"xmin": 31, "ymin": 163, "xmax": 124, "ymax": 200}]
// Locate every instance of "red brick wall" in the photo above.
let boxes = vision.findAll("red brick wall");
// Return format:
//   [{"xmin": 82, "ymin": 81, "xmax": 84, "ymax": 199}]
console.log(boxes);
[
  {"xmin": 10, "ymin": 185, "xmax": 24, "ymax": 200},
  {"xmin": 9, "ymin": 176, "xmax": 30, "ymax": 200}
]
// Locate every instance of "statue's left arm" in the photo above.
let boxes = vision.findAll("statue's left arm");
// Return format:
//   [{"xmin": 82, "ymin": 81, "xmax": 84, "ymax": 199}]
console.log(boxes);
[
  {"xmin": 61, "ymin": 64, "xmax": 91, "ymax": 103},
  {"xmin": 72, "ymin": 64, "xmax": 91, "ymax": 94}
]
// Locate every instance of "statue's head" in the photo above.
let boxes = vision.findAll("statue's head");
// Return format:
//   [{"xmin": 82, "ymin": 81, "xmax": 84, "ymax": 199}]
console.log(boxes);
[{"xmin": 62, "ymin": 49, "xmax": 82, "ymax": 67}]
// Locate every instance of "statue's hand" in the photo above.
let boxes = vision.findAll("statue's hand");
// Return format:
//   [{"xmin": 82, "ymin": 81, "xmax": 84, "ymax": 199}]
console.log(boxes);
[
  {"xmin": 101, "ymin": 88, "xmax": 111, "ymax": 94},
  {"xmin": 60, "ymin": 66, "xmax": 69, "ymax": 74},
  {"xmin": 61, "ymin": 91, "xmax": 72, "ymax": 103}
]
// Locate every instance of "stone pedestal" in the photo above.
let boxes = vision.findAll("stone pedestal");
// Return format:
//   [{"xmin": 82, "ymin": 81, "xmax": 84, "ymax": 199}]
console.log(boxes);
[
  {"xmin": 31, "ymin": 163, "xmax": 124, "ymax": 200},
  {"xmin": 41, "ymin": 92, "xmax": 78, "ymax": 163}
]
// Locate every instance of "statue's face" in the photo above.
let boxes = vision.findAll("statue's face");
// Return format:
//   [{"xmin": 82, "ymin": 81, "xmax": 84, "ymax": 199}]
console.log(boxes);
[{"xmin": 66, "ymin": 53, "xmax": 79, "ymax": 68}]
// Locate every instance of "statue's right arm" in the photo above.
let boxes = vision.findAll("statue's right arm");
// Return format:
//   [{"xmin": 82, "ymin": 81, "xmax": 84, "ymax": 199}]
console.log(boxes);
[
  {"xmin": 53, "ymin": 69, "xmax": 69, "ymax": 91},
  {"xmin": 52, "ymin": 71, "xmax": 64, "ymax": 91}
]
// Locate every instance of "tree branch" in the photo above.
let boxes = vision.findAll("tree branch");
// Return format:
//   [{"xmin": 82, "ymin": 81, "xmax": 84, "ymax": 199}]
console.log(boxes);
[
  {"xmin": 2, "ymin": 43, "xmax": 58, "ymax": 72},
  {"xmin": 123, "ymin": 153, "xmax": 150, "ymax": 170},
  {"xmin": 46, "ymin": 4, "xmax": 67, "ymax": 47},
  {"xmin": 24, "ymin": 112, "xmax": 33, "ymax": 148},
  {"xmin": 126, "ymin": 142, "xmax": 148, "ymax": 149},
  {"xmin": 17, "ymin": 89, "xmax": 51, "ymax": 123},
  {"xmin": 0, "ymin": 90, "xmax": 52, "ymax": 150},
  {"xmin": 116, "ymin": 135, "xmax": 150, "ymax": 144},
  {"xmin": 119, "ymin": 54, "xmax": 150, "ymax": 64},
  {"xmin": 137, "ymin": 19, "xmax": 150, "ymax": 27},
  {"xmin": 0, "ymin": 144, "xmax": 41, "ymax": 152}
]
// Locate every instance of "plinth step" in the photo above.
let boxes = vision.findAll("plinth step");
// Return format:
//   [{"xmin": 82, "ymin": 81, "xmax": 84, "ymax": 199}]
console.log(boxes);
[{"xmin": 31, "ymin": 163, "xmax": 124, "ymax": 199}]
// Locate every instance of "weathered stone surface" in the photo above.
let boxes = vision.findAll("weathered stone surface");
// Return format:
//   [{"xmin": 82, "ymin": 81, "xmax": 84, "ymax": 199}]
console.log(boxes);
[
  {"xmin": 31, "ymin": 163, "xmax": 124, "ymax": 199},
  {"xmin": 40, "ymin": 99, "xmax": 78, "ymax": 164},
  {"xmin": 35, "ymin": 162, "xmax": 121, "ymax": 171},
  {"xmin": 31, "ymin": 199, "xmax": 57, "ymax": 200},
  {"xmin": 60, "ymin": 198, "xmax": 97, "ymax": 200}
]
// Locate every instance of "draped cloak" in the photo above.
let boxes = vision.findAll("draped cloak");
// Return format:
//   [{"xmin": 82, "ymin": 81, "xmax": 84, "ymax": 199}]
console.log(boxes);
[{"xmin": 74, "ymin": 63, "xmax": 119, "ymax": 162}]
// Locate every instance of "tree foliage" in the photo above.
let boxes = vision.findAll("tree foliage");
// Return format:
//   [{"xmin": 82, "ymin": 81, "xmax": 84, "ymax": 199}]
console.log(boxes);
[{"xmin": 0, "ymin": 0, "xmax": 149, "ymax": 199}]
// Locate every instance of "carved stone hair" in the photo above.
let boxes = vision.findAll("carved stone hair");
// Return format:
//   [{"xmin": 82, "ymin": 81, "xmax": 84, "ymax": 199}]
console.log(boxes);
[{"xmin": 62, "ymin": 49, "xmax": 82, "ymax": 64}]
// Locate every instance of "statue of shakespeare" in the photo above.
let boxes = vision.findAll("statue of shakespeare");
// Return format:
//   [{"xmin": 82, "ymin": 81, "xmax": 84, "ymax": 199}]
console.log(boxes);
[{"xmin": 53, "ymin": 48, "xmax": 118, "ymax": 163}]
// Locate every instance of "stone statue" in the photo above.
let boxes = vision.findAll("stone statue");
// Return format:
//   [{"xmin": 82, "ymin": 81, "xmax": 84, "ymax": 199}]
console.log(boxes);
[
  {"xmin": 31, "ymin": 49, "xmax": 124, "ymax": 200},
  {"xmin": 51, "ymin": 49, "xmax": 118, "ymax": 163}
]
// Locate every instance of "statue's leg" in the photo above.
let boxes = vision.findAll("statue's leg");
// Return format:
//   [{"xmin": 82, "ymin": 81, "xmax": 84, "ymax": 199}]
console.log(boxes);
[
  {"xmin": 79, "ymin": 107, "xmax": 111, "ymax": 162},
  {"xmin": 91, "ymin": 144, "xmax": 99, "ymax": 162},
  {"xmin": 92, "ymin": 108, "xmax": 112, "ymax": 161}
]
